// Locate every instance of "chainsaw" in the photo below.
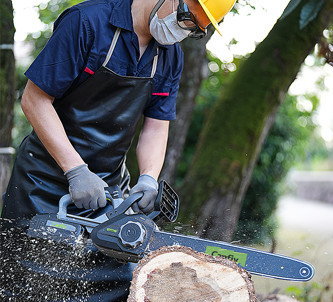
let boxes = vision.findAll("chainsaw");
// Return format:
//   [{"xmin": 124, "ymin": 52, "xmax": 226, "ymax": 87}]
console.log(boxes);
[{"xmin": 27, "ymin": 181, "xmax": 314, "ymax": 282}]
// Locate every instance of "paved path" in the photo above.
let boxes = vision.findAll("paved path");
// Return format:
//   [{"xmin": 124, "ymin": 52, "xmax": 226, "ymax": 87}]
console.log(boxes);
[{"xmin": 277, "ymin": 195, "xmax": 333, "ymax": 236}]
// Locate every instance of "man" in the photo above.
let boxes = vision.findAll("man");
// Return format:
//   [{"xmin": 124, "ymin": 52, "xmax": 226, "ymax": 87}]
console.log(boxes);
[{"xmin": 1, "ymin": 0, "xmax": 235, "ymax": 300}]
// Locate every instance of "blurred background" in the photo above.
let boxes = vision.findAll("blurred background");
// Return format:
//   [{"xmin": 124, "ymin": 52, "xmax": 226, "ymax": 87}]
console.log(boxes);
[{"xmin": 1, "ymin": 0, "xmax": 333, "ymax": 300}]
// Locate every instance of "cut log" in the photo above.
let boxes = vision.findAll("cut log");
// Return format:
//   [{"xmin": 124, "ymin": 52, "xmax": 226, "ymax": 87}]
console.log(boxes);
[{"xmin": 128, "ymin": 246, "xmax": 257, "ymax": 302}]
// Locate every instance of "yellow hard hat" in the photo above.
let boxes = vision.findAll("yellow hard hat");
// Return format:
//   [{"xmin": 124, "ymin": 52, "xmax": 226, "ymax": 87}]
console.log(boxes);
[{"xmin": 197, "ymin": 0, "xmax": 236, "ymax": 35}]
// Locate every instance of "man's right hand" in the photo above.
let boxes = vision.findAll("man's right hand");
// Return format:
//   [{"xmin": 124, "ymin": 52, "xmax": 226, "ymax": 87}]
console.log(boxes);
[{"xmin": 64, "ymin": 164, "xmax": 108, "ymax": 210}]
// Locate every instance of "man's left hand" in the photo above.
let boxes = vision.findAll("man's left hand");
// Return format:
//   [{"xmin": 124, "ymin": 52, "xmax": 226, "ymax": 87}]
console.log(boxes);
[{"xmin": 130, "ymin": 174, "xmax": 158, "ymax": 214}]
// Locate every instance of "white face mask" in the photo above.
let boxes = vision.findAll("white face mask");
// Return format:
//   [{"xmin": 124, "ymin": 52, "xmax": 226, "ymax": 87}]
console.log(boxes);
[{"xmin": 149, "ymin": 11, "xmax": 191, "ymax": 45}]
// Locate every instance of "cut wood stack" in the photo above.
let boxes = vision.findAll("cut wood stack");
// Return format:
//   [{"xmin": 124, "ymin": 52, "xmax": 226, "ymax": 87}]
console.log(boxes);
[{"xmin": 128, "ymin": 246, "xmax": 257, "ymax": 302}]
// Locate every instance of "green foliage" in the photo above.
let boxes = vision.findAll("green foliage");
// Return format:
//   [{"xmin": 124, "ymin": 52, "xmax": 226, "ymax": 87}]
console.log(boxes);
[
  {"xmin": 280, "ymin": 0, "xmax": 303, "ymax": 19},
  {"xmin": 280, "ymin": 0, "xmax": 326, "ymax": 29},
  {"xmin": 234, "ymin": 93, "xmax": 320, "ymax": 244},
  {"xmin": 285, "ymin": 274, "xmax": 333, "ymax": 301},
  {"xmin": 300, "ymin": 0, "xmax": 326, "ymax": 30},
  {"xmin": 27, "ymin": 0, "xmax": 83, "ymax": 58}
]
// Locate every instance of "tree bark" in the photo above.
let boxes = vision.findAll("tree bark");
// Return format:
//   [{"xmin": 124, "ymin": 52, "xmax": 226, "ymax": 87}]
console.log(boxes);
[
  {"xmin": 159, "ymin": 30, "xmax": 213, "ymax": 184},
  {"xmin": 128, "ymin": 246, "xmax": 256, "ymax": 302},
  {"xmin": 0, "ymin": 0, "xmax": 15, "ymax": 206},
  {"xmin": 179, "ymin": 0, "xmax": 333, "ymax": 241}
]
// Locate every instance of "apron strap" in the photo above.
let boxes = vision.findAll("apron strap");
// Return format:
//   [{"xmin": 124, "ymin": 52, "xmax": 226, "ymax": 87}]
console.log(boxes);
[
  {"xmin": 103, "ymin": 28, "xmax": 159, "ymax": 79},
  {"xmin": 103, "ymin": 28, "xmax": 122, "ymax": 67}
]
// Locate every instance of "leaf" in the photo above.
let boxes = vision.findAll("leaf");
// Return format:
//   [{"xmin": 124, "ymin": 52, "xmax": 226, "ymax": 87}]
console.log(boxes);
[
  {"xmin": 300, "ymin": 0, "xmax": 326, "ymax": 29},
  {"xmin": 279, "ymin": 0, "xmax": 303, "ymax": 20}
]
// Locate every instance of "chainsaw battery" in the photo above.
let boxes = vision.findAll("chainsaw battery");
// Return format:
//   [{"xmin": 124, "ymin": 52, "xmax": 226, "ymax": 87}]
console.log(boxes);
[{"xmin": 27, "ymin": 213, "xmax": 84, "ymax": 245}]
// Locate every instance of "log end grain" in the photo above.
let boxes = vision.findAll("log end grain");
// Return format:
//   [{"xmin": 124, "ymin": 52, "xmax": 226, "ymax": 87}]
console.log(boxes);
[{"xmin": 128, "ymin": 246, "xmax": 257, "ymax": 302}]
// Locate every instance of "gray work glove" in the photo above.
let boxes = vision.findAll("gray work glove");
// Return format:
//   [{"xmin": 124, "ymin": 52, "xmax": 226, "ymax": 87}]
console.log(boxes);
[
  {"xmin": 64, "ymin": 164, "xmax": 108, "ymax": 210},
  {"xmin": 130, "ymin": 175, "xmax": 158, "ymax": 214}
]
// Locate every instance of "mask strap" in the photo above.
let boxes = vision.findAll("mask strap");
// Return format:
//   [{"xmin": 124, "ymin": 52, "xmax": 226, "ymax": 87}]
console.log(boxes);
[{"xmin": 149, "ymin": 0, "xmax": 166, "ymax": 25}]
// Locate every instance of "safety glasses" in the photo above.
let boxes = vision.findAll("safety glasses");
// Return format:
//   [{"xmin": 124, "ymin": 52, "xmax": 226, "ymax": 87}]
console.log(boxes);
[{"xmin": 177, "ymin": 0, "xmax": 207, "ymax": 39}]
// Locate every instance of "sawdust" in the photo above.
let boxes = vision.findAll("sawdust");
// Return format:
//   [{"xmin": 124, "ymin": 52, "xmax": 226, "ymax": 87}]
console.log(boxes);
[{"xmin": 0, "ymin": 218, "xmax": 131, "ymax": 301}]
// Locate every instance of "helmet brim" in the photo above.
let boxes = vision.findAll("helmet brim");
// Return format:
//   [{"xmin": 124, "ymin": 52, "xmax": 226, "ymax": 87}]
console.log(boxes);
[{"xmin": 197, "ymin": 0, "xmax": 223, "ymax": 35}]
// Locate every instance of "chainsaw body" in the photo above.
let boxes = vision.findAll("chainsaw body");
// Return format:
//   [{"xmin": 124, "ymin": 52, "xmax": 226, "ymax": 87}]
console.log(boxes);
[{"xmin": 27, "ymin": 181, "xmax": 314, "ymax": 282}]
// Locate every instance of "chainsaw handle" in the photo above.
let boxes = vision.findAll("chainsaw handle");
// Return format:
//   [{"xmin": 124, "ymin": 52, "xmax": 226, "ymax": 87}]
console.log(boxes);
[
  {"xmin": 57, "ymin": 190, "xmax": 114, "ymax": 219},
  {"xmin": 148, "ymin": 180, "xmax": 179, "ymax": 223},
  {"xmin": 58, "ymin": 194, "xmax": 73, "ymax": 219},
  {"xmin": 106, "ymin": 192, "xmax": 143, "ymax": 219}
]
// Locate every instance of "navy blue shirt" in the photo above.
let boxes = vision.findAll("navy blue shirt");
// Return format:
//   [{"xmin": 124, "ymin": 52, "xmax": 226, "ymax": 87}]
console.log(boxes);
[{"xmin": 25, "ymin": 0, "xmax": 184, "ymax": 120}]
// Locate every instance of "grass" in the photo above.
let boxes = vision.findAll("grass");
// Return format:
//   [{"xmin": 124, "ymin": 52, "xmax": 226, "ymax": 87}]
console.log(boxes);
[{"xmin": 251, "ymin": 226, "xmax": 333, "ymax": 301}]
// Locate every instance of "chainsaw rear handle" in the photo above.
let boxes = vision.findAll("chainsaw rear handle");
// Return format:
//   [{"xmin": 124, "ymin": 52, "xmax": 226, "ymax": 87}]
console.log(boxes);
[
  {"xmin": 57, "ymin": 188, "xmax": 144, "ymax": 220},
  {"xmin": 57, "ymin": 190, "xmax": 113, "ymax": 219},
  {"xmin": 104, "ymin": 181, "xmax": 179, "ymax": 222},
  {"xmin": 58, "ymin": 194, "xmax": 73, "ymax": 219},
  {"xmin": 57, "ymin": 181, "xmax": 179, "ymax": 223}
]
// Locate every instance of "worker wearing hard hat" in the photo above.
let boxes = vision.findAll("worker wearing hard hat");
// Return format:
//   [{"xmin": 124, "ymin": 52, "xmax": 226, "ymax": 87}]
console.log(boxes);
[{"xmin": 1, "ymin": 0, "xmax": 235, "ymax": 301}]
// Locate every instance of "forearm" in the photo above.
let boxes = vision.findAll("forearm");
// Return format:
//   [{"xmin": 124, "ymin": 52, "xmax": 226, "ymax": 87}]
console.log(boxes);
[
  {"xmin": 21, "ymin": 80, "xmax": 84, "ymax": 172},
  {"xmin": 136, "ymin": 117, "xmax": 169, "ymax": 180}
]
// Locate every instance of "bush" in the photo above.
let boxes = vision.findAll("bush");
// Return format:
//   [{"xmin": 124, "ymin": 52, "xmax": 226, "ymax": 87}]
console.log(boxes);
[{"xmin": 285, "ymin": 274, "xmax": 333, "ymax": 302}]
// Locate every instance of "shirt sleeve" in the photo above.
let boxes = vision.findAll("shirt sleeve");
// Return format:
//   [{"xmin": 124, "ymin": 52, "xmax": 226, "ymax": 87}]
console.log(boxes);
[
  {"xmin": 25, "ymin": 8, "xmax": 92, "ymax": 99},
  {"xmin": 144, "ymin": 45, "xmax": 184, "ymax": 121}
]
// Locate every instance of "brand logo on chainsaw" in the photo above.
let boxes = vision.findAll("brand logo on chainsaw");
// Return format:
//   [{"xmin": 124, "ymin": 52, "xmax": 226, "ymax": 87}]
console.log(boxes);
[
  {"xmin": 205, "ymin": 246, "xmax": 248, "ymax": 266},
  {"xmin": 46, "ymin": 220, "xmax": 76, "ymax": 232}
]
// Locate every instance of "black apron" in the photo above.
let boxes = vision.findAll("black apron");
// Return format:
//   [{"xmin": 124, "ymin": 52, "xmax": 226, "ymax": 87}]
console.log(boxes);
[{"xmin": 1, "ymin": 28, "xmax": 159, "ymax": 301}]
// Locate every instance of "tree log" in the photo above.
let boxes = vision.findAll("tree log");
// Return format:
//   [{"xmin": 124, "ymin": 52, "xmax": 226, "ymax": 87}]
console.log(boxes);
[{"xmin": 128, "ymin": 246, "xmax": 256, "ymax": 302}]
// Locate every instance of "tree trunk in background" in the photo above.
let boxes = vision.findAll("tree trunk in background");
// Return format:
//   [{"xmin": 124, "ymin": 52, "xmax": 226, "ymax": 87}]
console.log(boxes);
[
  {"xmin": 159, "ymin": 31, "xmax": 213, "ymax": 184},
  {"xmin": 179, "ymin": 0, "xmax": 333, "ymax": 242},
  {"xmin": 0, "ymin": 0, "xmax": 15, "ymax": 207}
]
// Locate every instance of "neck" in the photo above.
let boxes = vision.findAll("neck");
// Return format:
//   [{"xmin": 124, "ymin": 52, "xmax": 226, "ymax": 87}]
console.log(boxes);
[{"xmin": 132, "ymin": 0, "xmax": 153, "ymax": 57}]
